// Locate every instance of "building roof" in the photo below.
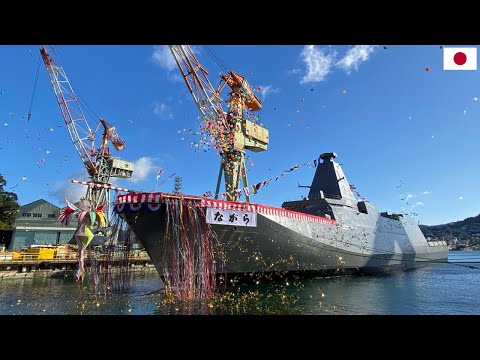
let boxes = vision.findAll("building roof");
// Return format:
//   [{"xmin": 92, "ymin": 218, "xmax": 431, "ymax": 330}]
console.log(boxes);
[{"xmin": 19, "ymin": 198, "xmax": 61, "ymax": 211}]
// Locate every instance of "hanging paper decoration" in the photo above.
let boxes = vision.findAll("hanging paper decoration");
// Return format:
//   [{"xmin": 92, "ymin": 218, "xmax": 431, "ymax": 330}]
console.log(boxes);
[
  {"xmin": 59, "ymin": 198, "xmax": 107, "ymax": 282},
  {"xmin": 162, "ymin": 197, "xmax": 226, "ymax": 300},
  {"xmin": 59, "ymin": 198, "xmax": 79, "ymax": 226}
]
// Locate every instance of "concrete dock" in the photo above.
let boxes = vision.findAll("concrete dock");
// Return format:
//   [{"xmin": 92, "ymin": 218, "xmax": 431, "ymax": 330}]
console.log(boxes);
[{"xmin": 0, "ymin": 251, "xmax": 153, "ymax": 279}]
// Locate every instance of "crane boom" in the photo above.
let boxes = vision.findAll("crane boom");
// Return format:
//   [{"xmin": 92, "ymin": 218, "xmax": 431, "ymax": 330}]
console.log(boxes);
[
  {"xmin": 40, "ymin": 45, "xmax": 134, "ymax": 221},
  {"xmin": 40, "ymin": 45, "xmax": 99, "ymax": 176},
  {"xmin": 169, "ymin": 45, "xmax": 228, "ymax": 133},
  {"xmin": 168, "ymin": 45, "xmax": 269, "ymax": 202}
]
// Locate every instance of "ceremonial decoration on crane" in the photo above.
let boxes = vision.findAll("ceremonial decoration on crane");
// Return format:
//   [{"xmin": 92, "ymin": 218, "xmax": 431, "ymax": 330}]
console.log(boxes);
[
  {"xmin": 59, "ymin": 198, "xmax": 106, "ymax": 282},
  {"xmin": 40, "ymin": 45, "xmax": 135, "ymax": 294},
  {"xmin": 59, "ymin": 196, "xmax": 134, "ymax": 294},
  {"xmin": 169, "ymin": 45, "xmax": 269, "ymax": 203},
  {"xmin": 39, "ymin": 45, "xmax": 134, "ymax": 223}
]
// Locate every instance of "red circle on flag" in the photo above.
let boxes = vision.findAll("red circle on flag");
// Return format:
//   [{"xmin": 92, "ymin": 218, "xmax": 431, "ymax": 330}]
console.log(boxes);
[{"xmin": 454, "ymin": 52, "xmax": 467, "ymax": 65}]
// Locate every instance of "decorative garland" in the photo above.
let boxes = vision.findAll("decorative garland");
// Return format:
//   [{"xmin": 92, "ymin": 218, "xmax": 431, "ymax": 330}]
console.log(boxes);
[{"xmin": 59, "ymin": 198, "xmax": 133, "ymax": 295}]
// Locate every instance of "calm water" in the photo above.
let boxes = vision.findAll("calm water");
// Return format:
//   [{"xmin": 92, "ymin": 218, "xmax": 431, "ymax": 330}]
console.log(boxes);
[{"xmin": 1, "ymin": 251, "xmax": 479, "ymax": 315}]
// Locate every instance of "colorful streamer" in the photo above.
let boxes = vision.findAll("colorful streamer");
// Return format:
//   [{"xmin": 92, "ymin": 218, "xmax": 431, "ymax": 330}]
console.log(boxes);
[{"xmin": 162, "ymin": 197, "xmax": 226, "ymax": 301}]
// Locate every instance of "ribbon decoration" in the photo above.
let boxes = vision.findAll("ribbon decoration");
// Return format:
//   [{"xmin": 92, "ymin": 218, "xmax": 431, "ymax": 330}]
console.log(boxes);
[
  {"xmin": 58, "ymin": 198, "xmax": 106, "ymax": 282},
  {"xmin": 203, "ymin": 158, "xmax": 313, "ymax": 199}
]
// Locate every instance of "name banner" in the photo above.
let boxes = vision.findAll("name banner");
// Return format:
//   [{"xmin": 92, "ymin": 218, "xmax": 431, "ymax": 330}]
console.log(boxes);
[{"xmin": 206, "ymin": 208, "xmax": 257, "ymax": 227}]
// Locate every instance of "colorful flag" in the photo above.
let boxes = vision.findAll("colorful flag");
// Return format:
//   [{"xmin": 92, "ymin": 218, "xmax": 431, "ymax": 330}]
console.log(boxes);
[
  {"xmin": 443, "ymin": 47, "xmax": 477, "ymax": 70},
  {"xmin": 156, "ymin": 169, "xmax": 164, "ymax": 181},
  {"xmin": 59, "ymin": 198, "xmax": 79, "ymax": 226}
]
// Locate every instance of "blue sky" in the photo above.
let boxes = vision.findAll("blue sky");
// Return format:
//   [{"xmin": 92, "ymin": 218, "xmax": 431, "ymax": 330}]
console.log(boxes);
[{"xmin": 0, "ymin": 45, "xmax": 478, "ymax": 226}]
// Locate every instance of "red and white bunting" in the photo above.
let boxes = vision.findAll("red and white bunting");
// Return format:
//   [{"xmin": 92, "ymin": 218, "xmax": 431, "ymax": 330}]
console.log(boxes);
[
  {"xmin": 115, "ymin": 192, "xmax": 336, "ymax": 225},
  {"xmin": 71, "ymin": 179, "xmax": 131, "ymax": 192}
]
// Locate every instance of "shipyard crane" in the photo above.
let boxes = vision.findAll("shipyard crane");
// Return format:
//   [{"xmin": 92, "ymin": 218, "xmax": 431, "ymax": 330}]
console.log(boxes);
[
  {"xmin": 40, "ymin": 45, "xmax": 134, "ymax": 222},
  {"xmin": 169, "ymin": 45, "xmax": 269, "ymax": 202}
]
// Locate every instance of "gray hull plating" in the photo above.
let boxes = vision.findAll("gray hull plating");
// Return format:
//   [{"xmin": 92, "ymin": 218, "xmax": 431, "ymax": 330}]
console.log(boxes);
[
  {"xmin": 121, "ymin": 205, "xmax": 447, "ymax": 276},
  {"xmin": 116, "ymin": 152, "xmax": 448, "ymax": 277}
]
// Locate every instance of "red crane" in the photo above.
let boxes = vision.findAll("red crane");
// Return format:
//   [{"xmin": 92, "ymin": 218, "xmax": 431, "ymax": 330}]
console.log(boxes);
[
  {"xmin": 169, "ymin": 45, "xmax": 269, "ymax": 202},
  {"xmin": 39, "ymin": 45, "xmax": 133, "ymax": 221}
]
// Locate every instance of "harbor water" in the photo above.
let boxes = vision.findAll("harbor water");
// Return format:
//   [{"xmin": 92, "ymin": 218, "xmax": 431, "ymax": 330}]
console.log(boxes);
[{"xmin": 1, "ymin": 251, "xmax": 479, "ymax": 315}]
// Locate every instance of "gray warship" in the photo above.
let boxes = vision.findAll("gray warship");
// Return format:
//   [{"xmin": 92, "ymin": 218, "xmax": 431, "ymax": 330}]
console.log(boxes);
[{"xmin": 114, "ymin": 152, "xmax": 448, "ymax": 278}]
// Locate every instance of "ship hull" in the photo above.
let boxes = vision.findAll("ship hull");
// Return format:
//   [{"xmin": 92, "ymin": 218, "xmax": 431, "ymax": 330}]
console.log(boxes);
[{"xmin": 115, "ymin": 196, "xmax": 448, "ymax": 278}]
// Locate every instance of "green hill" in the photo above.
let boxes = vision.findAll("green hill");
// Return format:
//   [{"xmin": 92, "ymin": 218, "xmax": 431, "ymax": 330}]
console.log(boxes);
[{"xmin": 420, "ymin": 214, "xmax": 480, "ymax": 246}]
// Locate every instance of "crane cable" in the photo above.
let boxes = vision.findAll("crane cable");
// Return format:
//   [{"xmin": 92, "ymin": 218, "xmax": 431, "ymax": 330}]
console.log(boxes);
[
  {"xmin": 27, "ymin": 54, "xmax": 41, "ymax": 122},
  {"xmin": 69, "ymin": 79, "xmax": 102, "ymax": 131},
  {"xmin": 50, "ymin": 46, "xmax": 103, "ymax": 133},
  {"xmin": 202, "ymin": 45, "xmax": 230, "ymax": 74}
]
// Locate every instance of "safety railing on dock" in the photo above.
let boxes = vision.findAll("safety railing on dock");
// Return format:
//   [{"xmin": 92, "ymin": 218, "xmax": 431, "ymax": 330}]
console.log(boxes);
[{"xmin": 0, "ymin": 251, "xmax": 151, "ymax": 264}]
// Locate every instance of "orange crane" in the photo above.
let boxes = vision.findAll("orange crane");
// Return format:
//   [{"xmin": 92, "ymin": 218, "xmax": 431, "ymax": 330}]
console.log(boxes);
[
  {"xmin": 39, "ymin": 45, "xmax": 134, "ymax": 221},
  {"xmin": 169, "ymin": 45, "xmax": 269, "ymax": 202}
]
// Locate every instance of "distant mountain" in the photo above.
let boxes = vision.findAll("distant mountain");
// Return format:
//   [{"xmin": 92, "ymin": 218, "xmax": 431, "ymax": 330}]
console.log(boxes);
[{"xmin": 420, "ymin": 214, "xmax": 480, "ymax": 246}]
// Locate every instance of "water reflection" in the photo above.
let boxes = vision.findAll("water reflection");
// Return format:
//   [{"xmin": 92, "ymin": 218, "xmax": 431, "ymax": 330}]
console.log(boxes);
[{"xmin": 1, "ymin": 252, "xmax": 480, "ymax": 315}]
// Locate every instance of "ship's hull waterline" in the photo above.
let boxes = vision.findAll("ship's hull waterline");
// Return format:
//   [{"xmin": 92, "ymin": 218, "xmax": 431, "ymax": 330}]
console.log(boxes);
[
  {"xmin": 115, "ymin": 152, "xmax": 448, "ymax": 279},
  {"xmin": 115, "ymin": 198, "xmax": 448, "ymax": 278}
]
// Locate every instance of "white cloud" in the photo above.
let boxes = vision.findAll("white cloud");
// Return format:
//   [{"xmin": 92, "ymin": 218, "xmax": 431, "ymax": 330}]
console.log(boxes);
[
  {"xmin": 258, "ymin": 85, "xmax": 280, "ymax": 100},
  {"xmin": 49, "ymin": 171, "xmax": 88, "ymax": 204},
  {"xmin": 151, "ymin": 45, "xmax": 176, "ymax": 72},
  {"xmin": 151, "ymin": 46, "xmax": 183, "ymax": 82},
  {"xmin": 336, "ymin": 45, "xmax": 377, "ymax": 73},
  {"xmin": 152, "ymin": 101, "xmax": 173, "ymax": 119},
  {"xmin": 405, "ymin": 193, "xmax": 415, "ymax": 200},
  {"xmin": 422, "ymin": 191, "xmax": 431, "ymax": 195},
  {"xmin": 413, "ymin": 201, "xmax": 424, "ymax": 207},
  {"xmin": 295, "ymin": 45, "xmax": 377, "ymax": 85},
  {"xmin": 126, "ymin": 157, "xmax": 156, "ymax": 184},
  {"xmin": 458, "ymin": 196, "xmax": 464, "ymax": 200},
  {"xmin": 287, "ymin": 68, "xmax": 302, "ymax": 76},
  {"xmin": 299, "ymin": 45, "xmax": 336, "ymax": 84}
]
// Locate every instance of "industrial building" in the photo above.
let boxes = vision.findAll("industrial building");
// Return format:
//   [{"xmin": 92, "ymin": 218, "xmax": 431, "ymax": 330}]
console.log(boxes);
[{"xmin": 10, "ymin": 199, "xmax": 78, "ymax": 250}]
